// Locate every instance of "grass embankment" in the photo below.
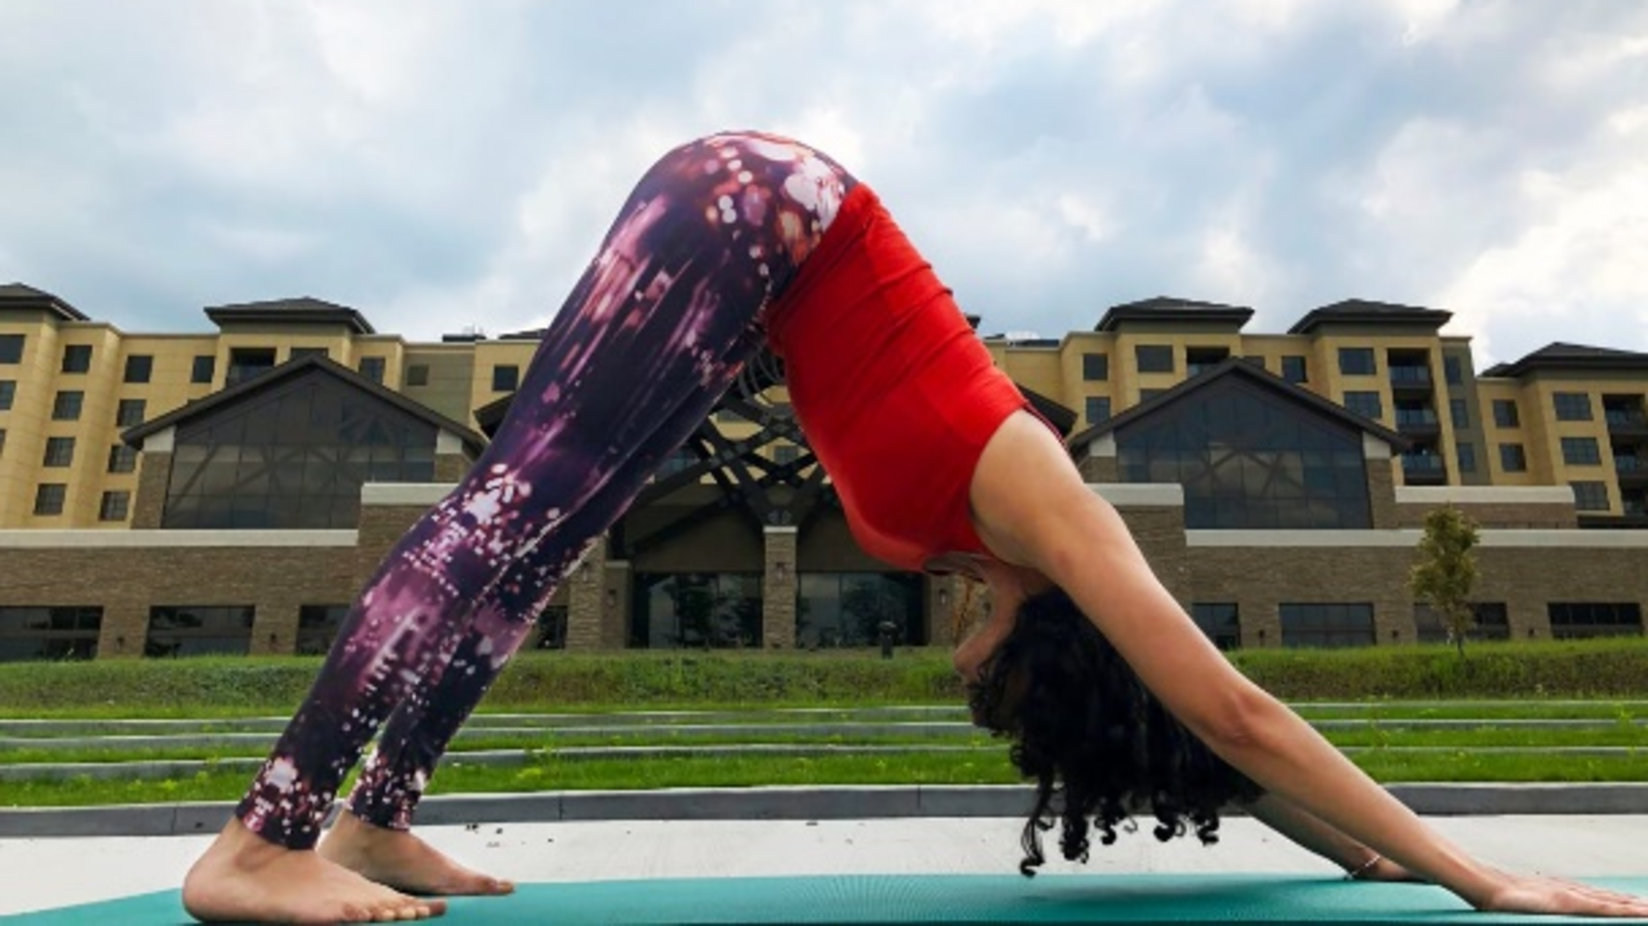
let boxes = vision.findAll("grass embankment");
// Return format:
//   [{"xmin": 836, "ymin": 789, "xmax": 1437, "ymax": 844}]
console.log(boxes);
[{"xmin": 3, "ymin": 636, "xmax": 1647, "ymax": 718}]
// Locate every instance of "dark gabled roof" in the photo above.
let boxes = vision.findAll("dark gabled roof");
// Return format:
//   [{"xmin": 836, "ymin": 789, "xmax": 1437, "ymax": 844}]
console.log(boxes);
[
  {"xmin": 1065, "ymin": 357, "xmax": 1408, "ymax": 450},
  {"xmin": 1095, "ymin": 296, "xmax": 1254, "ymax": 332},
  {"xmin": 1481, "ymin": 342, "xmax": 1648, "ymax": 379},
  {"xmin": 123, "ymin": 353, "xmax": 485, "ymax": 455},
  {"xmin": 204, "ymin": 297, "xmax": 376, "ymax": 334},
  {"xmin": 1288, "ymin": 298, "xmax": 1452, "ymax": 335},
  {"xmin": 0, "ymin": 283, "xmax": 89, "ymax": 322}
]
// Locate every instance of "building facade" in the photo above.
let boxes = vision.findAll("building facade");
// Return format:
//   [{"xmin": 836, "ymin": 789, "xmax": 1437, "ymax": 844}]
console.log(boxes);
[{"xmin": 1, "ymin": 285, "xmax": 1645, "ymax": 660}]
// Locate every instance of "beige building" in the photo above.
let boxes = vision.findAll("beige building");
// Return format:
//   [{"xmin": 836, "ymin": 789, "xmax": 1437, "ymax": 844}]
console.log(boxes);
[{"xmin": 1, "ymin": 285, "xmax": 1644, "ymax": 660}]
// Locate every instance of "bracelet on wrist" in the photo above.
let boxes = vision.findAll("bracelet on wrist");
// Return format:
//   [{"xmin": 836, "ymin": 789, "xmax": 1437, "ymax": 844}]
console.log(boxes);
[{"xmin": 1345, "ymin": 854, "xmax": 1382, "ymax": 881}]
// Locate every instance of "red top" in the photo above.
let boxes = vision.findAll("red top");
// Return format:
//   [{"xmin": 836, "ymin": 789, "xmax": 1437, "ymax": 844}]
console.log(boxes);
[{"xmin": 767, "ymin": 185, "xmax": 1047, "ymax": 572}]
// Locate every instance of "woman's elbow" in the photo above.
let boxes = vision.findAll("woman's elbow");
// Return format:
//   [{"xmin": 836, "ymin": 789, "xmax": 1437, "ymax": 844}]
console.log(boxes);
[{"xmin": 1187, "ymin": 679, "xmax": 1279, "ymax": 757}]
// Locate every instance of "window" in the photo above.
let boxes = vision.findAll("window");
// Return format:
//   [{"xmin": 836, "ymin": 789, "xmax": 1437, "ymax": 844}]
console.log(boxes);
[
  {"xmin": 1449, "ymin": 398, "xmax": 1469, "ymax": 429},
  {"xmin": 1135, "ymin": 344, "xmax": 1174, "ymax": 374},
  {"xmin": 1081, "ymin": 353, "xmax": 1109, "ymax": 381},
  {"xmin": 1561, "ymin": 437, "xmax": 1601, "ymax": 466},
  {"xmin": 0, "ymin": 379, "xmax": 14, "ymax": 411},
  {"xmin": 116, "ymin": 398, "xmax": 146, "ymax": 428},
  {"xmin": 406, "ymin": 364, "xmax": 431, "ymax": 387},
  {"xmin": 108, "ymin": 443, "xmax": 137, "ymax": 474},
  {"xmin": 1190, "ymin": 603, "xmax": 1240, "ymax": 650},
  {"xmin": 297, "ymin": 605, "xmax": 349, "ymax": 656},
  {"xmin": 1281, "ymin": 356, "xmax": 1308, "ymax": 384},
  {"xmin": 52, "ymin": 390, "xmax": 83, "ymax": 421},
  {"xmin": 1085, "ymin": 396, "xmax": 1112, "ymax": 424},
  {"xmin": 123, "ymin": 354, "xmax": 153, "ymax": 384},
  {"xmin": 1499, "ymin": 444, "xmax": 1527, "ymax": 472},
  {"xmin": 33, "ymin": 484, "xmax": 66, "ymax": 516},
  {"xmin": 1492, "ymin": 399, "xmax": 1520, "ymax": 428},
  {"xmin": 1186, "ymin": 347, "xmax": 1230, "ymax": 377},
  {"xmin": 492, "ymin": 364, "xmax": 520, "ymax": 392},
  {"xmin": 0, "ymin": 606, "xmax": 102, "ymax": 662},
  {"xmin": 1547, "ymin": 602, "xmax": 1643, "ymax": 640},
  {"xmin": 144, "ymin": 606, "xmax": 256, "ymax": 657},
  {"xmin": 98, "ymin": 490, "xmax": 130, "ymax": 522},
  {"xmin": 290, "ymin": 346, "xmax": 329, "ymax": 361},
  {"xmin": 191, "ymin": 355, "xmax": 216, "ymax": 385},
  {"xmin": 61, "ymin": 344, "xmax": 92, "ymax": 374},
  {"xmin": 1414, "ymin": 602, "xmax": 1509, "ymax": 644},
  {"xmin": 0, "ymin": 428, "xmax": 6, "ymax": 458},
  {"xmin": 1444, "ymin": 355, "xmax": 1463, "ymax": 385},
  {"xmin": 226, "ymin": 348, "xmax": 277, "ymax": 386},
  {"xmin": 631, "ymin": 572, "xmax": 768, "ymax": 649},
  {"xmin": 1338, "ymin": 347, "xmax": 1376, "ymax": 376},
  {"xmin": 535, "ymin": 604, "xmax": 569, "ymax": 650},
  {"xmin": 1115, "ymin": 376, "xmax": 1371, "ymax": 529},
  {"xmin": 0, "ymin": 334, "xmax": 23, "ymax": 364},
  {"xmin": 358, "ymin": 356, "xmax": 387, "ymax": 384},
  {"xmin": 790, "ymin": 572, "xmax": 927, "ymax": 650},
  {"xmin": 162, "ymin": 371, "xmax": 438, "ymax": 530},
  {"xmin": 1457, "ymin": 442, "xmax": 1477, "ymax": 473},
  {"xmin": 1280, "ymin": 603, "xmax": 1376, "ymax": 648},
  {"xmin": 1553, "ymin": 392, "xmax": 1593, "ymax": 422},
  {"xmin": 1571, "ymin": 481, "xmax": 1610, "ymax": 511},
  {"xmin": 43, "ymin": 436, "xmax": 75, "ymax": 467},
  {"xmin": 1343, "ymin": 391, "xmax": 1383, "ymax": 421}
]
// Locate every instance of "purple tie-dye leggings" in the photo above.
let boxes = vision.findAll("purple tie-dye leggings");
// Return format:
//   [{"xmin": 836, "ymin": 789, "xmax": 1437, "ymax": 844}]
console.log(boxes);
[{"xmin": 236, "ymin": 132, "xmax": 857, "ymax": 849}]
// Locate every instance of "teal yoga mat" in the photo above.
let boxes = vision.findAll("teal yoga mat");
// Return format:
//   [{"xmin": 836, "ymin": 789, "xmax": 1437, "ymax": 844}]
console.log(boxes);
[{"xmin": 8, "ymin": 875, "xmax": 1648, "ymax": 924}]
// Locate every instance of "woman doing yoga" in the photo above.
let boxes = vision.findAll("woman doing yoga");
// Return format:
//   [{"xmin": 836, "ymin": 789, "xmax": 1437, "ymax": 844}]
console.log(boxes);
[{"xmin": 182, "ymin": 131, "xmax": 1648, "ymax": 923}]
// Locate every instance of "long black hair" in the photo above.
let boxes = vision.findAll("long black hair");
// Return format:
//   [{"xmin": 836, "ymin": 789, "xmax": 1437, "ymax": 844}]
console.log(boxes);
[{"xmin": 966, "ymin": 586, "xmax": 1263, "ymax": 876}]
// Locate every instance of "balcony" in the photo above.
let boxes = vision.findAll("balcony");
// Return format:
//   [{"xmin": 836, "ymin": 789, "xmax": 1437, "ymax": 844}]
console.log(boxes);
[
  {"xmin": 1616, "ymin": 454, "xmax": 1648, "ymax": 486},
  {"xmin": 1388, "ymin": 365, "xmax": 1434, "ymax": 397},
  {"xmin": 1394, "ymin": 407, "xmax": 1441, "ymax": 438},
  {"xmin": 1605, "ymin": 408, "xmax": 1648, "ymax": 437},
  {"xmin": 1401, "ymin": 452, "xmax": 1448, "ymax": 486}
]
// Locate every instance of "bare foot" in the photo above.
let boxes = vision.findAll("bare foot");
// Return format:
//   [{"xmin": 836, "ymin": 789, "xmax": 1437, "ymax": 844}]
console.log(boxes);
[
  {"xmin": 319, "ymin": 809, "xmax": 516, "ymax": 897},
  {"xmin": 183, "ymin": 818, "xmax": 445, "ymax": 923}
]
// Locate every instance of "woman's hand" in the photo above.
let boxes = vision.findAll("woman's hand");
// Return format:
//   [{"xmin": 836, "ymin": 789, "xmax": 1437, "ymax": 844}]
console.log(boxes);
[{"xmin": 1474, "ymin": 870, "xmax": 1648, "ymax": 918}]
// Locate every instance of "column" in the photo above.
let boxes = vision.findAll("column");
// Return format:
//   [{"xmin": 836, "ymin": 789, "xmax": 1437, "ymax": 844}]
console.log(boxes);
[
  {"xmin": 565, "ymin": 535, "xmax": 609, "ymax": 651},
  {"xmin": 762, "ymin": 526, "xmax": 798, "ymax": 650}
]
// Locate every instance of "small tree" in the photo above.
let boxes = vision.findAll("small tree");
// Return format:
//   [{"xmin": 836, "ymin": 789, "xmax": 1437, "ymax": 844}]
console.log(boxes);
[{"xmin": 1410, "ymin": 504, "xmax": 1481, "ymax": 658}]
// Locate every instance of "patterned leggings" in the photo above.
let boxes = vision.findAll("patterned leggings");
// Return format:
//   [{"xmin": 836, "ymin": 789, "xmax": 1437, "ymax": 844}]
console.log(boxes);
[{"xmin": 237, "ymin": 132, "xmax": 857, "ymax": 848}]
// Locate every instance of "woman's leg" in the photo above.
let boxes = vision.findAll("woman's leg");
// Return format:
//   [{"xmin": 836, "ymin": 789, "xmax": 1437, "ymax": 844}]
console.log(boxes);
[{"xmin": 184, "ymin": 131, "xmax": 854, "ymax": 924}]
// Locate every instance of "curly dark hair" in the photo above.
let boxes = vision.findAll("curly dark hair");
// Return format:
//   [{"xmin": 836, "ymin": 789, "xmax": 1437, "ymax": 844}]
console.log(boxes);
[{"xmin": 966, "ymin": 586, "xmax": 1264, "ymax": 876}]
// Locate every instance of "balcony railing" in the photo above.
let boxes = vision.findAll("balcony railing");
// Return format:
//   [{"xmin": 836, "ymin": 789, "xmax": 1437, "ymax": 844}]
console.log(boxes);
[
  {"xmin": 1402, "ymin": 454, "xmax": 1446, "ymax": 472},
  {"xmin": 1388, "ymin": 366, "xmax": 1432, "ymax": 385},
  {"xmin": 1394, "ymin": 409, "xmax": 1439, "ymax": 427},
  {"xmin": 1618, "ymin": 456, "xmax": 1644, "ymax": 473},
  {"xmin": 1605, "ymin": 410, "xmax": 1648, "ymax": 429}
]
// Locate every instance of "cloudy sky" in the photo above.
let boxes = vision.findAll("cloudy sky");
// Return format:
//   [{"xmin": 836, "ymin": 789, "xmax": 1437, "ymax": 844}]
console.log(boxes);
[{"xmin": 1, "ymin": 1, "xmax": 1644, "ymax": 367}]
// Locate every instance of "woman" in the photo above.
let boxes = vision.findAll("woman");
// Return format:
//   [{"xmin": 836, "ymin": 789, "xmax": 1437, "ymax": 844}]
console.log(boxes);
[{"xmin": 182, "ymin": 132, "xmax": 1648, "ymax": 923}]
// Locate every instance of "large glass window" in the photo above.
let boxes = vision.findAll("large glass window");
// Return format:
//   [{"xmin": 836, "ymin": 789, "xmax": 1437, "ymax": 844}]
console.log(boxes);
[
  {"xmin": 116, "ymin": 398, "xmax": 147, "ymax": 428},
  {"xmin": 1085, "ymin": 396, "xmax": 1111, "ymax": 425},
  {"xmin": 1449, "ymin": 398, "xmax": 1469, "ymax": 429},
  {"xmin": 359, "ymin": 356, "xmax": 387, "ymax": 384},
  {"xmin": 1415, "ymin": 602, "xmax": 1509, "ymax": 644},
  {"xmin": 0, "ymin": 606, "xmax": 101, "ymax": 662},
  {"xmin": 61, "ymin": 344, "xmax": 92, "ymax": 374},
  {"xmin": 191, "ymin": 355, "xmax": 216, "ymax": 385},
  {"xmin": 632, "ymin": 573, "xmax": 762, "ymax": 649},
  {"xmin": 1561, "ymin": 437, "xmax": 1601, "ymax": 466},
  {"xmin": 1499, "ymin": 444, "xmax": 1527, "ymax": 472},
  {"xmin": 107, "ymin": 444, "xmax": 137, "ymax": 474},
  {"xmin": 42, "ymin": 436, "xmax": 75, "ymax": 467},
  {"xmin": 145, "ymin": 606, "xmax": 255, "ymax": 657},
  {"xmin": 1190, "ymin": 603, "xmax": 1240, "ymax": 650},
  {"xmin": 1553, "ymin": 392, "xmax": 1593, "ymax": 422},
  {"xmin": 33, "ymin": 483, "xmax": 66, "ymax": 515},
  {"xmin": 124, "ymin": 354, "xmax": 153, "ymax": 384},
  {"xmin": 1280, "ymin": 603, "xmax": 1375, "ymax": 648},
  {"xmin": 492, "ymin": 364, "xmax": 520, "ymax": 392},
  {"xmin": 1456, "ymin": 442, "xmax": 1477, "ymax": 473},
  {"xmin": 1116, "ymin": 377, "xmax": 1372, "ymax": 529},
  {"xmin": 1135, "ymin": 345, "xmax": 1174, "ymax": 374},
  {"xmin": 535, "ymin": 604, "xmax": 568, "ymax": 650},
  {"xmin": 162, "ymin": 372, "xmax": 438, "ymax": 529},
  {"xmin": 1338, "ymin": 347, "xmax": 1376, "ymax": 376},
  {"xmin": 1547, "ymin": 602, "xmax": 1643, "ymax": 640},
  {"xmin": 297, "ymin": 604, "xmax": 349, "ymax": 656},
  {"xmin": 0, "ymin": 334, "xmax": 23, "ymax": 364},
  {"xmin": 1081, "ymin": 353, "xmax": 1109, "ymax": 381},
  {"xmin": 0, "ymin": 379, "xmax": 14, "ymax": 410},
  {"xmin": 1281, "ymin": 356, "xmax": 1308, "ymax": 384},
  {"xmin": 1492, "ymin": 399, "xmax": 1520, "ymax": 428},
  {"xmin": 1571, "ymin": 481, "xmax": 1610, "ymax": 511},
  {"xmin": 52, "ymin": 390, "xmax": 83, "ymax": 421},
  {"xmin": 99, "ymin": 490, "xmax": 130, "ymax": 522},
  {"xmin": 226, "ymin": 348, "xmax": 277, "ymax": 386},
  {"xmin": 796, "ymin": 572, "xmax": 925, "ymax": 649},
  {"xmin": 1343, "ymin": 391, "xmax": 1383, "ymax": 422}
]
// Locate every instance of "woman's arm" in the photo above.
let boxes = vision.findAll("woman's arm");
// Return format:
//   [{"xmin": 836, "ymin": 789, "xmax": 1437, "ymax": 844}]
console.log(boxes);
[
  {"xmin": 1246, "ymin": 794, "xmax": 1419, "ymax": 882},
  {"xmin": 968, "ymin": 412, "xmax": 1648, "ymax": 917}
]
